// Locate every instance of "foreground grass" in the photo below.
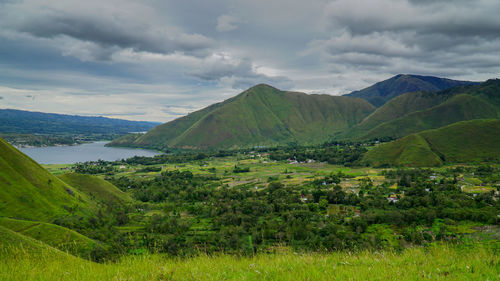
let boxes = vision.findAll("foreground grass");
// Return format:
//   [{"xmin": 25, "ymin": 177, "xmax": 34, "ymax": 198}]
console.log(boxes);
[{"xmin": 1, "ymin": 242, "xmax": 498, "ymax": 281}]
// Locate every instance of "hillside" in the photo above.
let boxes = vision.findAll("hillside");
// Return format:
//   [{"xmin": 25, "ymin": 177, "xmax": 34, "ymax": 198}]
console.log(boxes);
[
  {"xmin": 363, "ymin": 119, "xmax": 500, "ymax": 167},
  {"xmin": 58, "ymin": 173, "xmax": 132, "ymax": 205},
  {"xmin": 0, "ymin": 218, "xmax": 102, "ymax": 258},
  {"xmin": 0, "ymin": 137, "xmax": 93, "ymax": 221},
  {"xmin": 341, "ymin": 90, "xmax": 453, "ymax": 139},
  {"xmin": 346, "ymin": 74, "xmax": 475, "ymax": 107},
  {"xmin": 343, "ymin": 79, "xmax": 500, "ymax": 140},
  {"xmin": 0, "ymin": 109, "xmax": 160, "ymax": 135},
  {"xmin": 109, "ymin": 84, "xmax": 375, "ymax": 150}
]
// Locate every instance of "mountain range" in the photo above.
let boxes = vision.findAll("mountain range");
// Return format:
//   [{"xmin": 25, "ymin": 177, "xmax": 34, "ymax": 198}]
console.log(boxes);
[
  {"xmin": 109, "ymin": 75, "xmax": 498, "ymax": 152},
  {"xmin": 0, "ymin": 109, "xmax": 160, "ymax": 135},
  {"xmin": 345, "ymin": 74, "xmax": 477, "ymax": 107}
]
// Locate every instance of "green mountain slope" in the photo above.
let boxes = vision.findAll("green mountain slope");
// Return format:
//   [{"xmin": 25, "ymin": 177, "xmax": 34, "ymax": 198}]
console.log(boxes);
[
  {"xmin": 344, "ymin": 79, "xmax": 500, "ymax": 140},
  {"xmin": 110, "ymin": 84, "xmax": 375, "ymax": 150},
  {"xmin": 363, "ymin": 119, "xmax": 500, "ymax": 167},
  {"xmin": 0, "ymin": 138, "xmax": 93, "ymax": 221},
  {"xmin": 0, "ymin": 225, "xmax": 75, "ymax": 259},
  {"xmin": 362, "ymin": 93, "xmax": 498, "ymax": 140},
  {"xmin": 341, "ymin": 90, "xmax": 453, "ymax": 139},
  {"xmin": 58, "ymin": 173, "xmax": 132, "ymax": 205},
  {"xmin": 0, "ymin": 218, "xmax": 102, "ymax": 258},
  {"xmin": 346, "ymin": 74, "xmax": 475, "ymax": 107}
]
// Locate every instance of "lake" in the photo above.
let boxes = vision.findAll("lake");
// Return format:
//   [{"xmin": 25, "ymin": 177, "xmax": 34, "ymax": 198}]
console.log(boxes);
[{"xmin": 18, "ymin": 141, "xmax": 160, "ymax": 164}]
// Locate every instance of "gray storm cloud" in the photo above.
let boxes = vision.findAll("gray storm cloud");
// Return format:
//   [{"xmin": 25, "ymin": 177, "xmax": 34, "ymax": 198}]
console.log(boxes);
[{"xmin": 0, "ymin": 0, "xmax": 498, "ymax": 121}]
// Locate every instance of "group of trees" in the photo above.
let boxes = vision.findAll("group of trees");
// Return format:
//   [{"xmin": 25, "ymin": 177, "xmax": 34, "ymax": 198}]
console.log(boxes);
[{"xmin": 103, "ymin": 165, "xmax": 499, "ymax": 256}]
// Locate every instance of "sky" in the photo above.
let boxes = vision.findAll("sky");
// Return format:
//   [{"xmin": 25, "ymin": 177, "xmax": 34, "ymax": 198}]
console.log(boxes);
[{"xmin": 1, "ymin": 0, "xmax": 499, "ymax": 122}]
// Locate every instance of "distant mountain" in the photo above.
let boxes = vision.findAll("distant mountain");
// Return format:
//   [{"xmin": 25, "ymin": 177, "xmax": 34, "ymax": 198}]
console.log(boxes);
[
  {"xmin": 345, "ymin": 74, "xmax": 476, "ymax": 107},
  {"xmin": 341, "ymin": 79, "xmax": 500, "ymax": 140},
  {"xmin": 362, "ymin": 119, "xmax": 500, "ymax": 167},
  {"xmin": 0, "ymin": 109, "xmax": 160, "ymax": 135},
  {"xmin": 109, "ymin": 84, "xmax": 375, "ymax": 150}
]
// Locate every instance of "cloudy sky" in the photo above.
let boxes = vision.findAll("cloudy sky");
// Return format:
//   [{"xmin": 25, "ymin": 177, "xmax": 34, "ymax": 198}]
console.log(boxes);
[{"xmin": 1, "ymin": 0, "xmax": 499, "ymax": 122}]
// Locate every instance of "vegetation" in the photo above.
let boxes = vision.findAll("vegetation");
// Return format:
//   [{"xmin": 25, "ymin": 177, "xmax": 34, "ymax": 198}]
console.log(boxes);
[
  {"xmin": 346, "ymin": 74, "xmax": 475, "ymax": 107},
  {"xmin": 364, "ymin": 119, "xmax": 500, "ymax": 167},
  {"xmin": 1, "ymin": 77, "xmax": 499, "ymax": 279},
  {"xmin": 0, "ymin": 137, "xmax": 92, "ymax": 221},
  {"xmin": 1, "ymin": 237, "xmax": 497, "ymax": 280},
  {"xmin": 355, "ymin": 79, "xmax": 500, "ymax": 141},
  {"xmin": 108, "ymin": 84, "xmax": 375, "ymax": 150}
]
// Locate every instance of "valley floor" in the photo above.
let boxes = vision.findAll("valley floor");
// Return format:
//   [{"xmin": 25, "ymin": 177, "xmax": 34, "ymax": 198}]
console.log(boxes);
[{"xmin": 1, "ymin": 243, "xmax": 498, "ymax": 281}]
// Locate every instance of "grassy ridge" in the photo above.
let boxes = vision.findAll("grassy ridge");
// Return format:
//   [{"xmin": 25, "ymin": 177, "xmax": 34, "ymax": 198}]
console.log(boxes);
[
  {"xmin": 0, "ymin": 218, "xmax": 101, "ymax": 258},
  {"xmin": 352, "ymin": 79, "xmax": 500, "ymax": 141},
  {"xmin": 362, "ymin": 94, "xmax": 498, "ymax": 140},
  {"xmin": 346, "ymin": 74, "xmax": 475, "ymax": 107},
  {"xmin": 0, "ymin": 138, "xmax": 93, "ymax": 221},
  {"xmin": 342, "ymin": 90, "xmax": 453, "ymax": 139},
  {"xmin": 109, "ymin": 84, "xmax": 375, "ymax": 150},
  {"xmin": 58, "ymin": 173, "xmax": 132, "ymax": 205},
  {"xmin": 0, "ymin": 238, "xmax": 497, "ymax": 281},
  {"xmin": 363, "ymin": 119, "xmax": 500, "ymax": 167}
]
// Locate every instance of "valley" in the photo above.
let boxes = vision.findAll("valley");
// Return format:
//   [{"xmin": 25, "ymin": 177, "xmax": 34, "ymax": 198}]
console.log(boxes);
[{"xmin": 1, "ymin": 76, "xmax": 498, "ymax": 280}]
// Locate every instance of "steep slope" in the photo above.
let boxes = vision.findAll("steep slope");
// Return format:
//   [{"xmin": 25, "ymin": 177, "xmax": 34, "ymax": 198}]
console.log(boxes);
[
  {"xmin": 346, "ymin": 74, "xmax": 475, "ymax": 107},
  {"xmin": 0, "ymin": 218, "xmax": 102, "ymax": 258},
  {"xmin": 110, "ymin": 84, "xmax": 375, "ymax": 150},
  {"xmin": 361, "ymin": 93, "xmax": 498, "ymax": 140},
  {"xmin": 341, "ymin": 90, "xmax": 453, "ymax": 139},
  {"xmin": 58, "ymin": 173, "xmax": 132, "ymax": 205},
  {"xmin": 363, "ymin": 119, "xmax": 500, "ymax": 167},
  {"xmin": 345, "ymin": 79, "xmax": 500, "ymax": 140},
  {"xmin": 0, "ymin": 109, "xmax": 160, "ymax": 135},
  {"xmin": 0, "ymin": 225, "xmax": 76, "ymax": 259},
  {"xmin": 0, "ymin": 137, "xmax": 93, "ymax": 221}
]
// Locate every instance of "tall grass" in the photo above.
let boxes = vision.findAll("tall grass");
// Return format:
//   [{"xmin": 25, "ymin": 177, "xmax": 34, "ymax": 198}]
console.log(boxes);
[{"xmin": 1, "ymin": 243, "xmax": 498, "ymax": 281}]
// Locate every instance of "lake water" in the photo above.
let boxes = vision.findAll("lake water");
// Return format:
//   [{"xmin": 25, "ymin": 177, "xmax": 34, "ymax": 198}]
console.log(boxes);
[{"xmin": 18, "ymin": 141, "xmax": 160, "ymax": 164}]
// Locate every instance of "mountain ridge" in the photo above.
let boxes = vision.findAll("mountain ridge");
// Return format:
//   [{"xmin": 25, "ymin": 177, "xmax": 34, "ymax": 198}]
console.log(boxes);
[
  {"xmin": 110, "ymin": 84, "xmax": 375, "ymax": 150},
  {"xmin": 345, "ymin": 74, "xmax": 477, "ymax": 107}
]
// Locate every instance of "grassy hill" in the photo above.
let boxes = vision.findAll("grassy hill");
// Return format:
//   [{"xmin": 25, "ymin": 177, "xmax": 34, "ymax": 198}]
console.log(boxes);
[
  {"xmin": 344, "ymin": 79, "xmax": 500, "ymax": 141},
  {"xmin": 58, "ymin": 173, "xmax": 132, "ymax": 206},
  {"xmin": 0, "ymin": 218, "xmax": 102, "ymax": 258},
  {"xmin": 0, "ymin": 137, "xmax": 94, "ymax": 221},
  {"xmin": 341, "ymin": 90, "xmax": 453, "ymax": 139},
  {"xmin": 109, "ymin": 84, "xmax": 375, "ymax": 150},
  {"xmin": 346, "ymin": 74, "xmax": 475, "ymax": 107},
  {"xmin": 363, "ymin": 119, "xmax": 500, "ymax": 167}
]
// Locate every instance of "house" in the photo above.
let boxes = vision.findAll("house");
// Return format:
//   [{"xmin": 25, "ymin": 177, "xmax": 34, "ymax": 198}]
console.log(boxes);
[{"xmin": 387, "ymin": 194, "xmax": 399, "ymax": 203}]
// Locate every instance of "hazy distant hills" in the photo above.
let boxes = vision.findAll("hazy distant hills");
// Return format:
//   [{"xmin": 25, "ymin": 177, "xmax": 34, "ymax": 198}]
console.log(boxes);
[
  {"xmin": 0, "ymin": 109, "xmax": 160, "ymax": 135},
  {"xmin": 109, "ymin": 84, "xmax": 375, "ymax": 149},
  {"xmin": 345, "ymin": 74, "xmax": 476, "ymax": 107},
  {"xmin": 363, "ymin": 119, "xmax": 500, "ymax": 167}
]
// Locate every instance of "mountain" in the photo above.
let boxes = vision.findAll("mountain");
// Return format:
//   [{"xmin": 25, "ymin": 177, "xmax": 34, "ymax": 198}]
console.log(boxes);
[
  {"xmin": 362, "ymin": 119, "xmax": 500, "ymax": 167},
  {"xmin": 0, "ymin": 109, "xmax": 160, "ymax": 135},
  {"xmin": 345, "ymin": 74, "xmax": 476, "ymax": 107},
  {"xmin": 339, "ymin": 79, "xmax": 500, "ymax": 141},
  {"xmin": 109, "ymin": 84, "xmax": 375, "ymax": 150}
]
